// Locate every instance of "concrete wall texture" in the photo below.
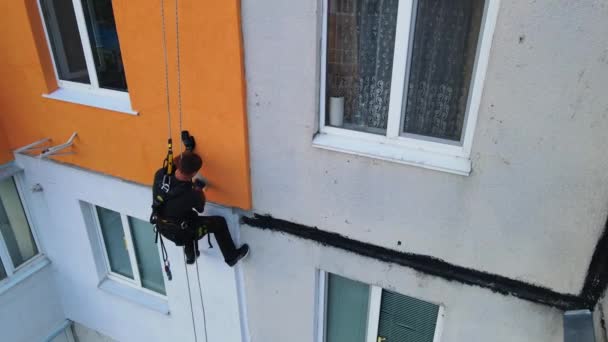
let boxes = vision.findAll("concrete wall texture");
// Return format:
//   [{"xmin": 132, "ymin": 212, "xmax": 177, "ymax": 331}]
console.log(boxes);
[
  {"xmin": 241, "ymin": 0, "xmax": 608, "ymax": 295},
  {"xmin": 12, "ymin": 154, "xmax": 247, "ymax": 342},
  {"xmin": 240, "ymin": 227, "xmax": 565, "ymax": 342},
  {"xmin": 1, "ymin": 0, "xmax": 608, "ymax": 341},
  {"xmin": 0, "ymin": 265, "xmax": 65, "ymax": 342}
]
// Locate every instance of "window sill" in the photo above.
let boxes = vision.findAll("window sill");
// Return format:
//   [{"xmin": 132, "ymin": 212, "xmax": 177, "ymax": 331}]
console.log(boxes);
[
  {"xmin": 0, "ymin": 255, "xmax": 51, "ymax": 296},
  {"xmin": 313, "ymin": 133, "xmax": 471, "ymax": 176},
  {"xmin": 43, "ymin": 88, "xmax": 138, "ymax": 116},
  {"xmin": 99, "ymin": 277, "xmax": 169, "ymax": 315},
  {"xmin": 0, "ymin": 163, "xmax": 22, "ymax": 181}
]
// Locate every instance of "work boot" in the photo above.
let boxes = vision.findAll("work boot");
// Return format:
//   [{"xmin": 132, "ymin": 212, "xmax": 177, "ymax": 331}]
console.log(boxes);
[
  {"xmin": 227, "ymin": 244, "xmax": 250, "ymax": 267},
  {"xmin": 186, "ymin": 249, "xmax": 201, "ymax": 265}
]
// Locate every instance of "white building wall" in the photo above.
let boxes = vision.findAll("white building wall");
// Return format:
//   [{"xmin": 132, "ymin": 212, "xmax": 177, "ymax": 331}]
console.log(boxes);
[
  {"xmin": 240, "ymin": 226, "xmax": 565, "ymax": 342},
  {"xmin": 0, "ymin": 265, "xmax": 65, "ymax": 342},
  {"xmin": 241, "ymin": 0, "xmax": 608, "ymax": 295},
  {"xmin": 598, "ymin": 296, "xmax": 608, "ymax": 342},
  {"xmin": 14, "ymin": 154, "xmax": 247, "ymax": 342}
]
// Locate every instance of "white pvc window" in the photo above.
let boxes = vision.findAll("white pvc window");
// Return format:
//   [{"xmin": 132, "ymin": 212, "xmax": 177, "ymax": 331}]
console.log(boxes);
[
  {"xmin": 93, "ymin": 205, "xmax": 166, "ymax": 296},
  {"xmin": 37, "ymin": 0, "xmax": 133, "ymax": 112},
  {"xmin": 316, "ymin": 0, "xmax": 500, "ymax": 175},
  {"xmin": 0, "ymin": 175, "xmax": 41, "ymax": 282},
  {"xmin": 317, "ymin": 271, "xmax": 444, "ymax": 342}
]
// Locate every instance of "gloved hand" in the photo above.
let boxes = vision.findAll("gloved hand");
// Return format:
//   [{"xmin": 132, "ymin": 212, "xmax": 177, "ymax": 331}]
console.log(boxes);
[
  {"xmin": 193, "ymin": 173, "xmax": 208, "ymax": 191},
  {"xmin": 181, "ymin": 131, "xmax": 196, "ymax": 151},
  {"xmin": 194, "ymin": 178, "xmax": 206, "ymax": 190}
]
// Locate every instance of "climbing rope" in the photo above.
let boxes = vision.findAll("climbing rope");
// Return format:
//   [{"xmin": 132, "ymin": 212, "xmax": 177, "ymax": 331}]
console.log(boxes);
[
  {"xmin": 160, "ymin": 0, "xmax": 211, "ymax": 340},
  {"xmin": 182, "ymin": 251, "xmax": 198, "ymax": 342},
  {"xmin": 159, "ymin": 0, "xmax": 172, "ymax": 142},
  {"xmin": 175, "ymin": 0, "xmax": 209, "ymax": 336},
  {"xmin": 194, "ymin": 241, "xmax": 209, "ymax": 342},
  {"xmin": 175, "ymin": 0, "xmax": 184, "ymax": 140},
  {"xmin": 159, "ymin": 0, "xmax": 200, "ymax": 341}
]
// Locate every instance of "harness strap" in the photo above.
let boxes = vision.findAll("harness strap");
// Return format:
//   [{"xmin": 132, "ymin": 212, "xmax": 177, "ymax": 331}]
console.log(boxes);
[
  {"xmin": 155, "ymin": 226, "xmax": 172, "ymax": 281},
  {"xmin": 164, "ymin": 138, "xmax": 174, "ymax": 176}
]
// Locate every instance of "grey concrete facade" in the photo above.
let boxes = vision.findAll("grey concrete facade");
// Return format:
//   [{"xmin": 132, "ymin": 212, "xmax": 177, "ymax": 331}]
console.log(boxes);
[
  {"xmin": 238, "ymin": 0, "xmax": 608, "ymax": 341},
  {"xmin": 240, "ymin": 227, "xmax": 566, "ymax": 341},
  {"xmin": 241, "ymin": 0, "xmax": 608, "ymax": 296}
]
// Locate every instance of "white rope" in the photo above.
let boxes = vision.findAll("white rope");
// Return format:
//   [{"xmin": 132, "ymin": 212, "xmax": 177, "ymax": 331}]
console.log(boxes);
[
  {"xmin": 174, "ymin": 0, "xmax": 209, "ymax": 340},
  {"xmin": 175, "ymin": 0, "xmax": 184, "ymax": 152},
  {"xmin": 159, "ymin": 0, "xmax": 172, "ymax": 141},
  {"xmin": 160, "ymin": 0, "xmax": 198, "ymax": 340},
  {"xmin": 183, "ymin": 249, "xmax": 199, "ymax": 342},
  {"xmin": 194, "ymin": 241, "xmax": 210, "ymax": 342}
]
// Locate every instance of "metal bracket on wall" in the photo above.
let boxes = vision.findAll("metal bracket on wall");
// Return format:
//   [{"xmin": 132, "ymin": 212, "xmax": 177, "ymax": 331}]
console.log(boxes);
[
  {"xmin": 15, "ymin": 132, "xmax": 78, "ymax": 158},
  {"xmin": 564, "ymin": 310, "xmax": 596, "ymax": 342}
]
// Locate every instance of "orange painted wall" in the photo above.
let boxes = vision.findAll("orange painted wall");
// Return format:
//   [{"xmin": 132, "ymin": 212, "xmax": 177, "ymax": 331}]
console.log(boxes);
[
  {"xmin": 0, "ymin": 0, "xmax": 251, "ymax": 209},
  {"xmin": 0, "ymin": 124, "xmax": 11, "ymax": 164}
]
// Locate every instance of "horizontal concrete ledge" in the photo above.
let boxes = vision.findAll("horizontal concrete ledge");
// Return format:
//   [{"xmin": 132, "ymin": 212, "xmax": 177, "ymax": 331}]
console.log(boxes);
[{"xmin": 242, "ymin": 214, "xmax": 590, "ymax": 311}]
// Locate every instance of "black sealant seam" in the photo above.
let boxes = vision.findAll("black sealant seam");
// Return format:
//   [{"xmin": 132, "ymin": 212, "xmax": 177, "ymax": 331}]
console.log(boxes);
[
  {"xmin": 581, "ymin": 222, "xmax": 608, "ymax": 307},
  {"xmin": 241, "ymin": 214, "xmax": 600, "ymax": 311}
]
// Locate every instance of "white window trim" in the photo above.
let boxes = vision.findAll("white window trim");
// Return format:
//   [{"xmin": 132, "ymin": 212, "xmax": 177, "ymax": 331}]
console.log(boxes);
[
  {"xmin": 0, "ymin": 171, "xmax": 44, "ymax": 280},
  {"xmin": 0, "ymin": 255, "xmax": 50, "ymax": 296},
  {"xmin": 36, "ymin": 0, "xmax": 137, "ymax": 115},
  {"xmin": 90, "ymin": 204, "xmax": 166, "ymax": 299},
  {"xmin": 316, "ymin": 270, "xmax": 445, "ymax": 342},
  {"xmin": 0, "ymin": 167, "xmax": 49, "ymax": 295},
  {"xmin": 43, "ymin": 320, "xmax": 76, "ymax": 342},
  {"xmin": 98, "ymin": 276, "xmax": 170, "ymax": 315},
  {"xmin": 314, "ymin": 0, "xmax": 501, "ymax": 176}
]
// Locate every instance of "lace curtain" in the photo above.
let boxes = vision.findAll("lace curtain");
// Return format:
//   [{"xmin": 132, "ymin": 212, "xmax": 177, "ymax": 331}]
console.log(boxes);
[
  {"xmin": 327, "ymin": 0, "xmax": 484, "ymax": 139},
  {"xmin": 327, "ymin": 0, "xmax": 398, "ymax": 133},
  {"xmin": 403, "ymin": 0, "xmax": 484, "ymax": 141}
]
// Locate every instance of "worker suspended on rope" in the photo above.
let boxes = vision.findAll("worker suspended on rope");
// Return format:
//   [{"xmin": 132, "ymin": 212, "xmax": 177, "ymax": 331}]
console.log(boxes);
[{"xmin": 151, "ymin": 135, "xmax": 249, "ymax": 269}]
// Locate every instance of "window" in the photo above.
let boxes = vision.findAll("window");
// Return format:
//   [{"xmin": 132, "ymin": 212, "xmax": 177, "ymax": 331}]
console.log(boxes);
[
  {"xmin": 318, "ymin": 272, "xmax": 443, "ymax": 342},
  {"xmin": 0, "ymin": 176, "xmax": 40, "ymax": 282},
  {"xmin": 38, "ymin": 0, "xmax": 133, "ymax": 113},
  {"xmin": 316, "ymin": 0, "xmax": 499, "ymax": 175},
  {"xmin": 94, "ymin": 205, "xmax": 166, "ymax": 295}
]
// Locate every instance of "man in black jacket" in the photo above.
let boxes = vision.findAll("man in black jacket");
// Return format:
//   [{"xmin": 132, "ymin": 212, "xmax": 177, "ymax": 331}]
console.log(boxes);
[{"xmin": 152, "ymin": 151, "xmax": 249, "ymax": 266}]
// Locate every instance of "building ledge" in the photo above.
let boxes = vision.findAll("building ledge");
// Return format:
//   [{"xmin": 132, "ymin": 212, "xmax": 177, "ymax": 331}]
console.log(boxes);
[
  {"xmin": 0, "ymin": 255, "xmax": 50, "ymax": 296},
  {"xmin": 43, "ymin": 88, "xmax": 138, "ymax": 116},
  {"xmin": 313, "ymin": 132, "xmax": 471, "ymax": 176},
  {"xmin": 99, "ymin": 277, "xmax": 170, "ymax": 315}
]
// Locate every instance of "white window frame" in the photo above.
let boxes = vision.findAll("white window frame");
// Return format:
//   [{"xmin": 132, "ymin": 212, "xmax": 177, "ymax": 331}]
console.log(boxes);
[
  {"xmin": 0, "ymin": 171, "xmax": 44, "ymax": 283},
  {"xmin": 36, "ymin": 0, "xmax": 136, "ymax": 115},
  {"xmin": 316, "ymin": 270, "xmax": 445, "ymax": 342},
  {"xmin": 90, "ymin": 204, "xmax": 166, "ymax": 298},
  {"xmin": 43, "ymin": 320, "xmax": 76, "ymax": 342},
  {"xmin": 314, "ymin": 0, "xmax": 501, "ymax": 175}
]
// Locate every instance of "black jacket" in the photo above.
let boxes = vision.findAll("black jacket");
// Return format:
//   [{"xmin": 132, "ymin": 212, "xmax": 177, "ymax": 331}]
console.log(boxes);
[{"xmin": 152, "ymin": 168, "xmax": 205, "ymax": 223}]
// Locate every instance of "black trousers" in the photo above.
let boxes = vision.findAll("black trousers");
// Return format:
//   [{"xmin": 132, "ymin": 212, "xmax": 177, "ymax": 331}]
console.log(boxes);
[{"xmin": 183, "ymin": 216, "xmax": 238, "ymax": 264}]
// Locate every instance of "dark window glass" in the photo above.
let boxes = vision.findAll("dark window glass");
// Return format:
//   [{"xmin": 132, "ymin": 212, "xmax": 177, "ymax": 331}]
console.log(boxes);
[
  {"xmin": 325, "ymin": 273, "xmax": 369, "ymax": 342},
  {"xmin": 377, "ymin": 290, "xmax": 439, "ymax": 342},
  {"xmin": 40, "ymin": 0, "xmax": 90, "ymax": 84},
  {"xmin": 96, "ymin": 206, "xmax": 133, "ymax": 279},
  {"xmin": 129, "ymin": 217, "xmax": 165, "ymax": 295},
  {"xmin": 402, "ymin": 0, "xmax": 485, "ymax": 141},
  {"xmin": 81, "ymin": 0, "xmax": 128, "ymax": 91},
  {"xmin": 0, "ymin": 178, "xmax": 38, "ymax": 268},
  {"xmin": 0, "ymin": 260, "xmax": 6, "ymax": 280},
  {"xmin": 326, "ymin": 0, "xmax": 399, "ymax": 134}
]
